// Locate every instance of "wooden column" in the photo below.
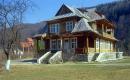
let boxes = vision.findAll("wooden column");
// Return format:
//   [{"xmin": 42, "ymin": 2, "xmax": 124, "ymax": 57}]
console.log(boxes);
[
  {"xmin": 60, "ymin": 37, "xmax": 63, "ymax": 51},
  {"xmin": 37, "ymin": 39, "xmax": 39, "ymax": 52},
  {"xmin": 49, "ymin": 39, "xmax": 51, "ymax": 51},
  {"xmin": 94, "ymin": 38, "xmax": 96, "ymax": 53},
  {"xmin": 110, "ymin": 41, "xmax": 111, "ymax": 52},
  {"xmin": 86, "ymin": 36, "xmax": 89, "ymax": 53},
  {"xmin": 102, "ymin": 24, "xmax": 104, "ymax": 33},
  {"xmin": 99, "ymin": 38, "xmax": 100, "ymax": 53},
  {"xmin": 113, "ymin": 42, "xmax": 116, "ymax": 52}
]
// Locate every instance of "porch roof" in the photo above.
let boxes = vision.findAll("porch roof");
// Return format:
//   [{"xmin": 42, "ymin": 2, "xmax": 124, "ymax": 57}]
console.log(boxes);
[{"xmin": 32, "ymin": 33, "xmax": 47, "ymax": 39}]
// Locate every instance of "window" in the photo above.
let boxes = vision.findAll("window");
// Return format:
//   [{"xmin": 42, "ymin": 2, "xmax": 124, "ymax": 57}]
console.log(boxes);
[
  {"xmin": 66, "ymin": 21, "xmax": 74, "ymax": 32},
  {"xmin": 50, "ymin": 23, "xmax": 60, "ymax": 33},
  {"xmin": 71, "ymin": 38, "xmax": 77, "ymax": 49},
  {"xmin": 50, "ymin": 40, "xmax": 57, "ymax": 50},
  {"xmin": 50, "ymin": 39, "xmax": 61, "ymax": 50}
]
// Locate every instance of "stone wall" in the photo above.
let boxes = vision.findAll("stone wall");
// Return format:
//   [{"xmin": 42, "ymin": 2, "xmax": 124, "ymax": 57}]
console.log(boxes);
[
  {"xmin": 116, "ymin": 52, "xmax": 123, "ymax": 59},
  {"xmin": 88, "ymin": 53, "xmax": 99, "ymax": 62},
  {"xmin": 62, "ymin": 51, "xmax": 123, "ymax": 62},
  {"xmin": 95, "ymin": 52, "xmax": 123, "ymax": 62}
]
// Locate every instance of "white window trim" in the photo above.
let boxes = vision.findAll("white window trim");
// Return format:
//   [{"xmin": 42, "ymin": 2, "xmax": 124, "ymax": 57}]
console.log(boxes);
[
  {"xmin": 50, "ymin": 23, "xmax": 60, "ymax": 34},
  {"xmin": 71, "ymin": 38, "xmax": 77, "ymax": 49},
  {"xmin": 65, "ymin": 21, "xmax": 74, "ymax": 32},
  {"xmin": 50, "ymin": 39, "xmax": 62, "ymax": 50},
  {"xmin": 50, "ymin": 39, "xmax": 57, "ymax": 50}
]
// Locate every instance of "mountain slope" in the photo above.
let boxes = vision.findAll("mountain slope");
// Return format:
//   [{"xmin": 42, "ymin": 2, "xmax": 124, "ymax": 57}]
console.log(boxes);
[{"xmin": 20, "ymin": 21, "xmax": 46, "ymax": 41}]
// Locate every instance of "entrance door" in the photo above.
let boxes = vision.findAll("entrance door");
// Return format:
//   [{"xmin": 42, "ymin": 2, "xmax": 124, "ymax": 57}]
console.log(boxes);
[{"xmin": 63, "ymin": 39, "xmax": 70, "ymax": 53}]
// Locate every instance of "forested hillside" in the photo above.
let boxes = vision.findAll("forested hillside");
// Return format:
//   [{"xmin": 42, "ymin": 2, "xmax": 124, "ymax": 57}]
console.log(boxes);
[
  {"xmin": 96, "ymin": 0, "xmax": 130, "ymax": 55},
  {"xmin": 20, "ymin": 21, "xmax": 46, "ymax": 41}
]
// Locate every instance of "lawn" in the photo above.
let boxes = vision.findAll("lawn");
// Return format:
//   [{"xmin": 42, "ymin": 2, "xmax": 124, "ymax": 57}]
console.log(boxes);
[{"xmin": 0, "ymin": 57, "xmax": 130, "ymax": 80}]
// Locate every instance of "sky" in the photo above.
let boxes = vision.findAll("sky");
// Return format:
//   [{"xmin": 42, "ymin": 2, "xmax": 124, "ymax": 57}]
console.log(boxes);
[{"xmin": 24, "ymin": 0, "xmax": 117, "ymax": 23}]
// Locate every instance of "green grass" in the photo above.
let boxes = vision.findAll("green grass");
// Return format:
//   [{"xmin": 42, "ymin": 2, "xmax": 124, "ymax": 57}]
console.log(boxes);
[
  {"xmin": 0, "ymin": 57, "xmax": 130, "ymax": 80},
  {"xmin": 98, "ymin": 56, "xmax": 130, "ymax": 64}
]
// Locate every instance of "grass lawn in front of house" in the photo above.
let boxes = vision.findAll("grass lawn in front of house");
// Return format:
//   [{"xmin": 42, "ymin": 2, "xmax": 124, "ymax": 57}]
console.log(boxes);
[{"xmin": 0, "ymin": 57, "xmax": 130, "ymax": 80}]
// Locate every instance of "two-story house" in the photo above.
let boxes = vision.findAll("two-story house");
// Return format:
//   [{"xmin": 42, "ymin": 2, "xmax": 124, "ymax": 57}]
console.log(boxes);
[{"xmin": 33, "ymin": 4, "xmax": 121, "ymax": 62}]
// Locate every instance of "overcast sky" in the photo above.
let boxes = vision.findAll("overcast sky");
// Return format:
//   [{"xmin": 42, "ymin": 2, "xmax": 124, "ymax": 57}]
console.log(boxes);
[{"xmin": 24, "ymin": 0, "xmax": 117, "ymax": 23}]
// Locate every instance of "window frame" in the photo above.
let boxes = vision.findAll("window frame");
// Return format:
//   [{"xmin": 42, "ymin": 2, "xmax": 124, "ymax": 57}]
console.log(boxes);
[
  {"xmin": 50, "ymin": 39, "xmax": 57, "ymax": 50},
  {"xmin": 71, "ymin": 38, "xmax": 77, "ymax": 49},
  {"xmin": 50, "ymin": 23, "xmax": 60, "ymax": 34},
  {"xmin": 65, "ymin": 21, "xmax": 74, "ymax": 32}
]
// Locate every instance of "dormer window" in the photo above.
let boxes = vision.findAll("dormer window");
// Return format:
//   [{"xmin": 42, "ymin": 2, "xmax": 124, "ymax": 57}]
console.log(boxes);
[
  {"xmin": 66, "ymin": 21, "xmax": 74, "ymax": 32},
  {"xmin": 50, "ymin": 23, "xmax": 60, "ymax": 34}
]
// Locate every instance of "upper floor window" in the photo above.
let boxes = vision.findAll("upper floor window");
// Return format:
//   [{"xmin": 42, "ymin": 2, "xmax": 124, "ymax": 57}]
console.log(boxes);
[
  {"xmin": 50, "ymin": 23, "xmax": 60, "ymax": 33},
  {"xmin": 66, "ymin": 21, "xmax": 74, "ymax": 32}
]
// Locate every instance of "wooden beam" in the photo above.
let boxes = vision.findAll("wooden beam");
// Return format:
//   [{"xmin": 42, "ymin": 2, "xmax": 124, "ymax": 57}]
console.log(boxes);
[
  {"xmin": 99, "ymin": 38, "xmax": 100, "ymax": 53},
  {"xmin": 113, "ymin": 42, "xmax": 116, "ymax": 52},
  {"xmin": 94, "ymin": 38, "xmax": 96, "ymax": 52},
  {"xmin": 110, "ymin": 41, "xmax": 111, "ymax": 52},
  {"xmin": 60, "ymin": 37, "xmax": 63, "ymax": 51},
  {"xmin": 86, "ymin": 36, "xmax": 89, "ymax": 53}
]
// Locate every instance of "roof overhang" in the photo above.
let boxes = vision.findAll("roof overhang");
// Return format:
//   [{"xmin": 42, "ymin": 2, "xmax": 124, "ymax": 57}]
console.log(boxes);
[{"xmin": 32, "ymin": 33, "xmax": 47, "ymax": 39}]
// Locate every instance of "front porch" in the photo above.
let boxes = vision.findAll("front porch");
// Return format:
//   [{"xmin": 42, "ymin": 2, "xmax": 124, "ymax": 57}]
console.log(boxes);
[
  {"xmin": 46, "ymin": 32, "xmax": 97, "ymax": 61},
  {"xmin": 33, "ymin": 32, "xmax": 120, "ymax": 62}
]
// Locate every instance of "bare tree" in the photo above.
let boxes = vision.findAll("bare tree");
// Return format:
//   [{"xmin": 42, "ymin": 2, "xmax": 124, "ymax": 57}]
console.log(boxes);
[{"xmin": 0, "ymin": 0, "xmax": 31, "ymax": 70}]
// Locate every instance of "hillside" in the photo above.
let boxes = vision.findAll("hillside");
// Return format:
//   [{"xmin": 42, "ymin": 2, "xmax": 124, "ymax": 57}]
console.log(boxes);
[
  {"xmin": 96, "ymin": 0, "xmax": 130, "ymax": 55},
  {"xmin": 20, "ymin": 21, "xmax": 46, "ymax": 41}
]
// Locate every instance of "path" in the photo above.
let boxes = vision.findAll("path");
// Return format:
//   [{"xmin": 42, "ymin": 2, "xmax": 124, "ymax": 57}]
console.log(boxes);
[{"xmin": 11, "ymin": 58, "xmax": 38, "ymax": 65}]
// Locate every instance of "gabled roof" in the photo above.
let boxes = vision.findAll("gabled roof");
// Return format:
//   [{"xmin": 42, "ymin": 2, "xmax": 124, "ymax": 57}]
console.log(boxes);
[
  {"xmin": 72, "ymin": 18, "xmax": 93, "ymax": 33},
  {"xmin": 55, "ymin": 4, "xmax": 73, "ymax": 16},
  {"xmin": 54, "ymin": 4, "xmax": 107, "ymax": 22},
  {"xmin": 84, "ymin": 10, "xmax": 105, "ymax": 21},
  {"xmin": 48, "ymin": 4, "xmax": 90, "ymax": 21}
]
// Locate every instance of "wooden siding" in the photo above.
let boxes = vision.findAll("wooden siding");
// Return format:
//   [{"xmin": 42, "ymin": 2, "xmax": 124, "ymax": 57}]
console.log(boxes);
[{"xmin": 77, "ymin": 36, "xmax": 86, "ymax": 48}]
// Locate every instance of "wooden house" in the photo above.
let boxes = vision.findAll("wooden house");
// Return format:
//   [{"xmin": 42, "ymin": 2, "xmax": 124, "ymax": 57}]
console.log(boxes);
[{"xmin": 33, "ymin": 5, "xmax": 122, "ymax": 62}]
